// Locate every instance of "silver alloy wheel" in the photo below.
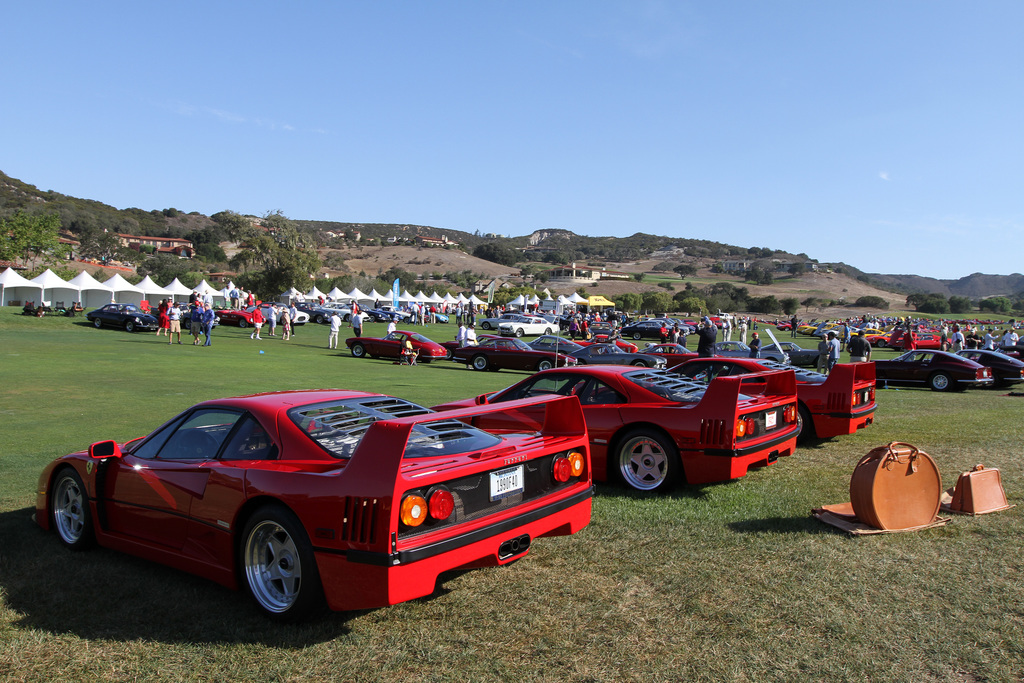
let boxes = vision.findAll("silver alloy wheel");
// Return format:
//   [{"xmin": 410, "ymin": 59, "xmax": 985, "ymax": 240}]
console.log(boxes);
[
  {"xmin": 351, "ymin": 343, "xmax": 366, "ymax": 358},
  {"xmin": 930, "ymin": 372, "xmax": 952, "ymax": 391},
  {"xmin": 618, "ymin": 433, "xmax": 672, "ymax": 491},
  {"xmin": 472, "ymin": 355, "xmax": 488, "ymax": 371},
  {"xmin": 52, "ymin": 472, "xmax": 87, "ymax": 544},
  {"xmin": 538, "ymin": 359, "xmax": 553, "ymax": 371},
  {"xmin": 125, "ymin": 321, "xmax": 135, "ymax": 332},
  {"xmin": 93, "ymin": 318, "xmax": 102, "ymax": 328},
  {"xmin": 243, "ymin": 519, "xmax": 302, "ymax": 614}
]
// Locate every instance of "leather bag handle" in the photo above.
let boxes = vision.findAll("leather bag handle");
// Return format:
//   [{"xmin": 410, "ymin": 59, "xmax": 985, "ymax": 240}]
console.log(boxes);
[{"xmin": 883, "ymin": 441, "xmax": 920, "ymax": 473}]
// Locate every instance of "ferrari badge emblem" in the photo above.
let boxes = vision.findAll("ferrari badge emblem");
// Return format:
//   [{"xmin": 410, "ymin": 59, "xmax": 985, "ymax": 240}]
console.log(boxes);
[{"xmin": 86, "ymin": 461, "xmax": 94, "ymax": 475}]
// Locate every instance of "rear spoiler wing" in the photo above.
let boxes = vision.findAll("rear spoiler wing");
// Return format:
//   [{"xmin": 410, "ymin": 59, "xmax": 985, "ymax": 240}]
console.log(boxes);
[
  {"xmin": 823, "ymin": 362, "xmax": 876, "ymax": 389},
  {"xmin": 699, "ymin": 368, "xmax": 798, "ymax": 405}
]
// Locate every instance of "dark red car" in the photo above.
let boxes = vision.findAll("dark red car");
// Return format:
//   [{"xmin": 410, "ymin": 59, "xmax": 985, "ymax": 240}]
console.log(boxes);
[
  {"xmin": 955, "ymin": 349, "xmax": 1024, "ymax": 387},
  {"xmin": 451, "ymin": 336, "xmax": 577, "ymax": 372},
  {"xmin": 641, "ymin": 343, "xmax": 698, "ymax": 368},
  {"xmin": 673, "ymin": 358, "xmax": 876, "ymax": 441},
  {"xmin": 874, "ymin": 350, "xmax": 993, "ymax": 391},
  {"xmin": 433, "ymin": 366, "xmax": 799, "ymax": 492},
  {"xmin": 346, "ymin": 330, "xmax": 448, "ymax": 362},
  {"xmin": 35, "ymin": 390, "xmax": 593, "ymax": 620}
]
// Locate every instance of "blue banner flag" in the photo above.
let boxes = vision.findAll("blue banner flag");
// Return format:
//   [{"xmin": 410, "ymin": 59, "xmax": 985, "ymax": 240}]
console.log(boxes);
[{"xmin": 392, "ymin": 278, "xmax": 400, "ymax": 308}]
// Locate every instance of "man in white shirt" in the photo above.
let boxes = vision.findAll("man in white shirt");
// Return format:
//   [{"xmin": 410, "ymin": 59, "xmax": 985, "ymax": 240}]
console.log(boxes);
[
  {"xmin": 328, "ymin": 312, "xmax": 342, "ymax": 349},
  {"xmin": 387, "ymin": 319, "xmax": 397, "ymax": 336},
  {"xmin": 464, "ymin": 324, "xmax": 477, "ymax": 346},
  {"xmin": 456, "ymin": 324, "xmax": 467, "ymax": 347},
  {"xmin": 1001, "ymin": 329, "xmax": 1019, "ymax": 347}
]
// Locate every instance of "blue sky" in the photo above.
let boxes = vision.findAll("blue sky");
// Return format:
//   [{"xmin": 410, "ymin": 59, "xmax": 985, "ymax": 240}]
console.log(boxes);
[{"xmin": 3, "ymin": 1, "xmax": 1021, "ymax": 280}]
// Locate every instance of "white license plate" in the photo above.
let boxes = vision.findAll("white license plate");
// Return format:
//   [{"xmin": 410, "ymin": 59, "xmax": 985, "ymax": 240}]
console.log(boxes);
[
  {"xmin": 765, "ymin": 411, "xmax": 777, "ymax": 429},
  {"xmin": 490, "ymin": 465, "xmax": 524, "ymax": 501}
]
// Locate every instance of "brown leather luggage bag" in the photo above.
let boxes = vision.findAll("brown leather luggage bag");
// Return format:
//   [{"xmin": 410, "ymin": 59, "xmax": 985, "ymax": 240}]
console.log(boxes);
[
  {"xmin": 946, "ymin": 464, "xmax": 1013, "ymax": 515},
  {"xmin": 850, "ymin": 442, "xmax": 941, "ymax": 530}
]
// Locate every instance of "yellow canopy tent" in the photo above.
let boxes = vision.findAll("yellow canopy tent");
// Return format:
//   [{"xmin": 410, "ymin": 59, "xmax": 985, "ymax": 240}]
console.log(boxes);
[{"xmin": 587, "ymin": 295, "xmax": 616, "ymax": 308}]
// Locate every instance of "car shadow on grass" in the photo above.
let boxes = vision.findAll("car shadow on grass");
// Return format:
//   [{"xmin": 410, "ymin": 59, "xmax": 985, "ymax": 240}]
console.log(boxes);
[
  {"xmin": 726, "ymin": 515, "xmax": 824, "ymax": 534},
  {"xmin": 0, "ymin": 507, "xmax": 364, "ymax": 644}
]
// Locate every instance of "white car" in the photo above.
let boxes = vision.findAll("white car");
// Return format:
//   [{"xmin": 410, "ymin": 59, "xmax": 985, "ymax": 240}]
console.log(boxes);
[
  {"xmin": 309, "ymin": 303, "xmax": 353, "ymax": 324},
  {"xmin": 498, "ymin": 315, "xmax": 556, "ymax": 338},
  {"xmin": 476, "ymin": 312, "xmax": 524, "ymax": 330}
]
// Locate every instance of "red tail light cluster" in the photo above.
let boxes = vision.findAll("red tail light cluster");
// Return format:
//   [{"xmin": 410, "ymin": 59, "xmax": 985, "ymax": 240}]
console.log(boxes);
[
  {"xmin": 783, "ymin": 404, "xmax": 798, "ymax": 423},
  {"xmin": 552, "ymin": 451, "xmax": 585, "ymax": 483},
  {"xmin": 400, "ymin": 487, "xmax": 455, "ymax": 528}
]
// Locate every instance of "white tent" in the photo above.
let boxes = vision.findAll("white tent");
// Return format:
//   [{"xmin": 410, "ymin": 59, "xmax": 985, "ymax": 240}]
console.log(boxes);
[
  {"xmin": 456, "ymin": 293, "xmax": 469, "ymax": 303},
  {"xmin": 528, "ymin": 295, "xmax": 540, "ymax": 306},
  {"xmin": 327, "ymin": 286, "xmax": 345, "ymax": 300},
  {"xmin": 442, "ymin": 293, "xmax": 457, "ymax": 303},
  {"xmin": 194, "ymin": 279, "xmax": 221, "ymax": 296},
  {"xmin": 104, "ymin": 273, "xmax": 144, "ymax": 303},
  {"xmin": 68, "ymin": 271, "xmax": 114, "ymax": 308},
  {"xmin": 307, "ymin": 285, "xmax": 326, "ymax": 300},
  {"xmin": 345, "ymin": 287, "xmax": 368, "ymax": 301},
  {"xmin": 30, "ymin": 269, "xmax": 79, "ymax": 307},
  {"xmin": 0, "ymin": 267, "xmax": 41, "ymax": 306},
  {"xmin": 567, "ymin": 292, "xmax": 587, "ymax": 303},
  {"xmin": 414, "ymin": 291, "xmax": 431, "ymax": 302},
  {"xmin": 400, "ymin": 290, "xmax": 416, "ymax": 303},
  {"xmin": 428, "ymin": 292, "xmax": 445, "ymax": 303},
  {"xmin": 163, "ymin": 278, "xmax": 194, "ymax": 301},
  {"xmin": 508, "ymin": 294, "xmax": 527, "ymax": 308},
  {"xmin": 366, "ymin": 288, "xmax": 387, "ymax": 304},
  {"xmin": 136, "ymin": 275, "xmax": 173, "ymax": 301},
  {"xmin": 469, "ymin": 294, "xmax": 486, "ymax": 305},
  {"xmin": 280, "ymin": 286, "xmax": 302, "ymax": 302}
]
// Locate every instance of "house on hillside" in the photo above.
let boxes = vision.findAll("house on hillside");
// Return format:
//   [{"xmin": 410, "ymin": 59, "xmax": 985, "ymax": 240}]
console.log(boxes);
[
  {"xmin": 117, "ymin": 234, "xmax": 194, "ymax": 259},
  {"xmin": 544, "ymin": 263, "xmax": 632, "ymax": 285}
]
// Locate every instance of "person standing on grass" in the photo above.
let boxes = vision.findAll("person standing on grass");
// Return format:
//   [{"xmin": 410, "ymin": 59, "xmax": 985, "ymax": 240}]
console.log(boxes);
[
  {"xmin": 387, "ymin": 318, "xmax": 397, "ymax": 336},
  {"xmin": 351, "ymin": 309, "xmax": 365, "ymax": 338},
  {"xmin": 791, "ymin": 315, "xmax": 798, "ymax": 338},
  {"xmin": 190, "ymin": 303, "xmax": 203, "ymax": 345},
  {"xmin": 288, "ymin": 302, "xmax": 298, "ymax": 337},
  {"xmin": 167, "ymin": 302, "xmax": 182, "ymax": 345},
  {"xmin": 281, "ymin": 306, "xmax": 292, "ymax": 341},
  {"xmin": 749, "ymin": 331, "xmax": 761, "ymax": 358},
  {"xmin": 826, "ymin": 331, "xmax": 841, "ymax": 372},
  {"xmin": 250, "ymin": 306, "xmax": 264, "ymax": 340},
  {"xmin": 267, "ymin": 304, "xmax": 278, "ymax": 337},
  {"xmin": 156, "ymin": 299, "xmax": 170, "ymax": 338},
  {"xmin": 201, "ymin": 303, "xmax": 216, "ymax": 347},
  {"xmin": 847, "ymin": 330, "xmax": 871, "ymax": 363},
  {"xmin": 816, "ymin": 337, "xmax": 829, "ymax": 373},
  {"xmin": 696, "ymin": 317, "xmax": 717, "ymax": 358},
  {"xmin": 328, "ymin": 312, "xmax": 342, "ymax": 349}
]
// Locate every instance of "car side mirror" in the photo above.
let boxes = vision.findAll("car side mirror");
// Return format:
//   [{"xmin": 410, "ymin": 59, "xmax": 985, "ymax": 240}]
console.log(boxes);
[
  {"xmin": 89, "ymin": 440, "xmax": 123, "ymax": 459},
  {"xmin": 476, "ymin": 394, "xmax": 490, "ymax": 405}
]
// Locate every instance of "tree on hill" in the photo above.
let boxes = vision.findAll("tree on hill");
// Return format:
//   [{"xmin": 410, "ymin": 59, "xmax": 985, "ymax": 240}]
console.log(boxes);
[
  {"xmin": 615, "ymin": 292, "xmax": 642, "ymax": 313},
  {"xmin": 979, "ymin": 297, "xmax": 1012, "ymax": 313},
  {"xmin": 854, "ymin": 296, "xmax": 889, "ymax": 310},
  {"xmin": 473, "ymin": 242, "xmax": 519, "ymax": 267},
  {"xmin": 673, "ymin": 264, "xmax": 697, "ymax": 279},
  {"xmin": 781, "ymin": 297, "xmax": 800, "ymax": 315},
  {"xmin": 229, "ymin": 212, "xmax": 321, "ymax": 297},
  {"xmin": 948, "ymin": 295, "xmax": 973, "ymax": 314},
  {"xmin": 0, "ymin": 211, "xmax": 61, "ymax": 265},
  {"xmin": 674, "ymin": 294, "xmax": 706, "ymax": 315},
  {"xmin": 641, "ymin": 291, "xmax": 673, "ymax": 314}
]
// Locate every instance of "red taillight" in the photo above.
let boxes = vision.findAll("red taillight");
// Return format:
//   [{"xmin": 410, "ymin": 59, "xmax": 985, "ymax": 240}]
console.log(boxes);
[
  {"xmin": 869, "ymin": 387, "xmax": 875, "ymax": 401},
  {"xmin": 400, "ymin": 494, "xmax": 428, "ymax": 527},
  {"xmin": 552, "ymin": 456, "xmax": 571, "ymax": 483},
  {"xmin": 568, "ymin": 451, "xmax": 585, "ymax": 477},
  {"xmin": 428, "ymin": 488, "xmax": 454, "ymax": 521},
  {"xmin": 783, "ymin": 404, "xmax": 797, "ymax": 423},
  {"xmin": 735, "ymin": 418, "xmax": 747, "ymax": 437},
  {"xmin": 746, "ymin": 417, "xmax": 757, "ymax": 435}
]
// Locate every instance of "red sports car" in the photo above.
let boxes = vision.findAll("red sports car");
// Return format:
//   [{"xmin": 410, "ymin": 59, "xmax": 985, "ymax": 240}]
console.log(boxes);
[
  {"xmin": 673, "ymin": 358, "xmax": 876, "ymax": 441},
  {"xmin": 346, "ymin": 330, "xmax": 448, "ymax": 362},
  {"xmin": 451, "ymin": 336, "xmax": 577, "ymax": 372},
  {"xmin": 433, "ymin": 366, "xmax": 800, "ymax": 492},
  {"xmin": 35, "ymin": 390, "xmax": 593, "ymax": 620},
  {"xmin": 874, "ymin": 350, "xmax": 994, "ymax": 391}
]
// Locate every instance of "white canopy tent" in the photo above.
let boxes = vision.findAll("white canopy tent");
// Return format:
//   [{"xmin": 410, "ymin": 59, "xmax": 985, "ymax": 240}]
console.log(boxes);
[
  {"xmin": 68, "ymin": 271, "xmax": 115, "ymax": 308},
  {"xmin": 442, "ymin": 293, "xmax": 458, "ymax": 304},
  {"xmin": 0, "ymin": 267, "xmax": 42, "ymax": 306},
  {"xmin": 468, "ymin": 294, "xmax": 486, "ymax": 305},
  {"xmin": 307, "ymin": 285, "xmax": 326, "ymax": 300},
  {"xmin": 456, "ymin": 293, "xmax": 469, "ymax": 303},
  {"xmin": 280, "ymin": 286, "xmax": 302, "ymax": 302},
  {"xmin": 428, "ymin": 292, "xmax": 445, "ymax": 303},
  {"xmin": 30, "ymin": 269, "xmax": 79, "ymax": 307},
  {"xmin": 163, "ymin": 278, "xmax": 194, "ymax": 302},
  {"xmin": 414, "ymin": 291, "xmax": 431, "ymax": 303},
  {"xmin": 327, "ymin": 286, "xmax": 345, "ymax": 300},
  {"xmin": 366, "ymin": 288, "xmax": 387, "ymax": 304},
  {"xmin": 136, "ymin": 275, "xmax": 173, "ymax": 301},
  {"xmin": 508, "ymin": 294, "xmax": 527, "ymax": 308},
  {"xmin": 566, "ymin": 292, "xmax": 587, "ymax": 304},
  {"xmin": 104, "ymin": 273, "xmax": 144, "ymax": 303},
  {"xmin": 345, "ymin": 287, "xmax": 368, "ymax": 302}
]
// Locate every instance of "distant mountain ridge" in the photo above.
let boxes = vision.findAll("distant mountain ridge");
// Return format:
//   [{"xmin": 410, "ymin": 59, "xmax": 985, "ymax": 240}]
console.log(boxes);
[{"xmin": 2, "ymin": 170, "xmax": 1022, "ymax": 298}]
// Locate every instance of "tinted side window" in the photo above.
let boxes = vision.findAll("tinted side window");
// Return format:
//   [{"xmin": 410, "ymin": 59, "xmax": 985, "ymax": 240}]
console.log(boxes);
[
  {"xmin": 158, "ymin": 409, "xmax": 243, "ymax": 461},
  {"xmin": 220, "ymin": 415, "xmax": 278, "ymax": 461}
]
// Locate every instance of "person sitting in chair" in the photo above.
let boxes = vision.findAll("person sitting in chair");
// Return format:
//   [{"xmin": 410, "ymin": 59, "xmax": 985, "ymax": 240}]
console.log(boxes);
[{"xmin": 401, "ymin": 338, "xmax": 418, "ymax": 365}]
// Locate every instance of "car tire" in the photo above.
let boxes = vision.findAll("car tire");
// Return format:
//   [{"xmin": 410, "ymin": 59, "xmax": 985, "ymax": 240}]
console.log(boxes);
[
  {"xmin": 343, "ymin": 314, "xmax": 350, "ymax": 322},
  {"xmin": 351, "ymin": 343, "xmax": 366, "ymax": 358},
  {"xmin": 472, "ymin": 355, "xmax": 489, "ymax": 371},
  {"xmin": 797, "ymin": 403, "xmax": 815, "ymax": 443},
  {"xmin": 537, "ymin": 359, "xmax": 553, "ymax": 371},
  {"xmin": 125, "ymin": 321, "xmax": 135, "ymax": 332},
  {"xmin": 481, "ymin": 322, "xmax": 492, "ymax": 330},
  {"xmin": 238, "ymin": 320, "xmax": 248, "ymax": 329},
  {"xmin": 50, "ymin": 467, "xmax": 95, "ymax": 551},
  {"xmin": 929, "ymin": 371, "xmax": 953, "ymax": 392},
  {"xmin": 615, "ymin": 428, "xmax": 679, "ymax": 493},
  {"xmin": 93, "ymin": 318, "xmax": 102, "ymax": 329},
  {"xmin": 515, "ymin": 328, "xmax": 525, "ymax": 338},
  {"xmin": 632, "ymin": 332, "xmax": 642, "ymax": 340},
  {"xmin": 544, "ymin": 328, "xmax": 553, "ymax": 335},
  {"xmin": 314, "ymin": 314, "xmax": 325, "ymax": 324},
  {"xmin": 875, "ymin": 340, "xmax": 887, "ymax": 348},
  {"xmin": 241, "ymin": 504, "xmax": 324, "ymax": 621},
  {"xmin": 631, "ymin": 359, "xmax": 647, "ymax": 367}
]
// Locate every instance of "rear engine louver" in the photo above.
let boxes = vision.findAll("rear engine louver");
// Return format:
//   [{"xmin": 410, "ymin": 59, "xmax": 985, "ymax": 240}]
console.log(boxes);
[
  {"xmin": 340, "ymin": 496, "xmax": 380, "ymax": 545},
  {"xmin": 701, "ymin": 418, "xmax": 727, "ymax": 446}
]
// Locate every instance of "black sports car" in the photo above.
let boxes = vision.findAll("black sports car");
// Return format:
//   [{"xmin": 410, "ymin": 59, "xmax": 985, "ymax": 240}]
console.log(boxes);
[
  {"xmin": 569, "ymin": 343, "xmax": 666, "ymax": 368},
  {"xmin": 758, "ymin": 342, "xmax": 820, "ymax": 367},
  {"xmin": 956, "ymin": 349, "xmax": 1024, "ymax": 387},
  {"xmin": 86, "ymin": 303, "xmax": 159, "ymax": 332}
]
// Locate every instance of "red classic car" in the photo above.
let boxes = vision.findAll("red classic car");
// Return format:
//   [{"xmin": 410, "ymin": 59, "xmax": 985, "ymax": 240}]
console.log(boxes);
[
  {"xmin": 35, "ymin": 390, "xmax": 593, "ymax": 620},
  {"xmin": 673, "ymin": 358, "xmax": 876, "ymax": 441},
  {"xmin": 886, "ymin": 328, "xmax": 942, "ymax": 350},
  {"xmin": 216, "ymin": 304, "xmax": 309, "ymax": 327},
  {"xmin": 641, "ymin": 343, "xmax": 698, "ymax": 368},
  {"xmin": 451, "ymin": 336, "xmax": 577, "ymax": 372},
  {"xmin": 433, "ymin": 366, "xmax": 800, "ymax": 492},
  {"xmin": 346, "ymin": 330, "xmax": 448, "ymax": 362},
  {"xmin": 874, "ymin": 350, "xmax": 994, "ymax": 391}
]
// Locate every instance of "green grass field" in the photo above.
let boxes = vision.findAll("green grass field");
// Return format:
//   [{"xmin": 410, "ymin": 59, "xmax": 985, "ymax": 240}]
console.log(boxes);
[{"xmin": 1, "ymin": 310, "xmax": 1022, "ymax": 681}]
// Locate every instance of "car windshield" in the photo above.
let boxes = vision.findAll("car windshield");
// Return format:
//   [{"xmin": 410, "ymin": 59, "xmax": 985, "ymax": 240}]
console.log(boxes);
[
  {"xmin": 624, "ymin": 369, "xmax": 707, "ymax": 403},
  {"xmin": 409, "ymin": 333, "xmax": 434, "ymax": 344},
  {"xmin": 290, "ymin": 397, "xmax": 501, "ymax": 459}
]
